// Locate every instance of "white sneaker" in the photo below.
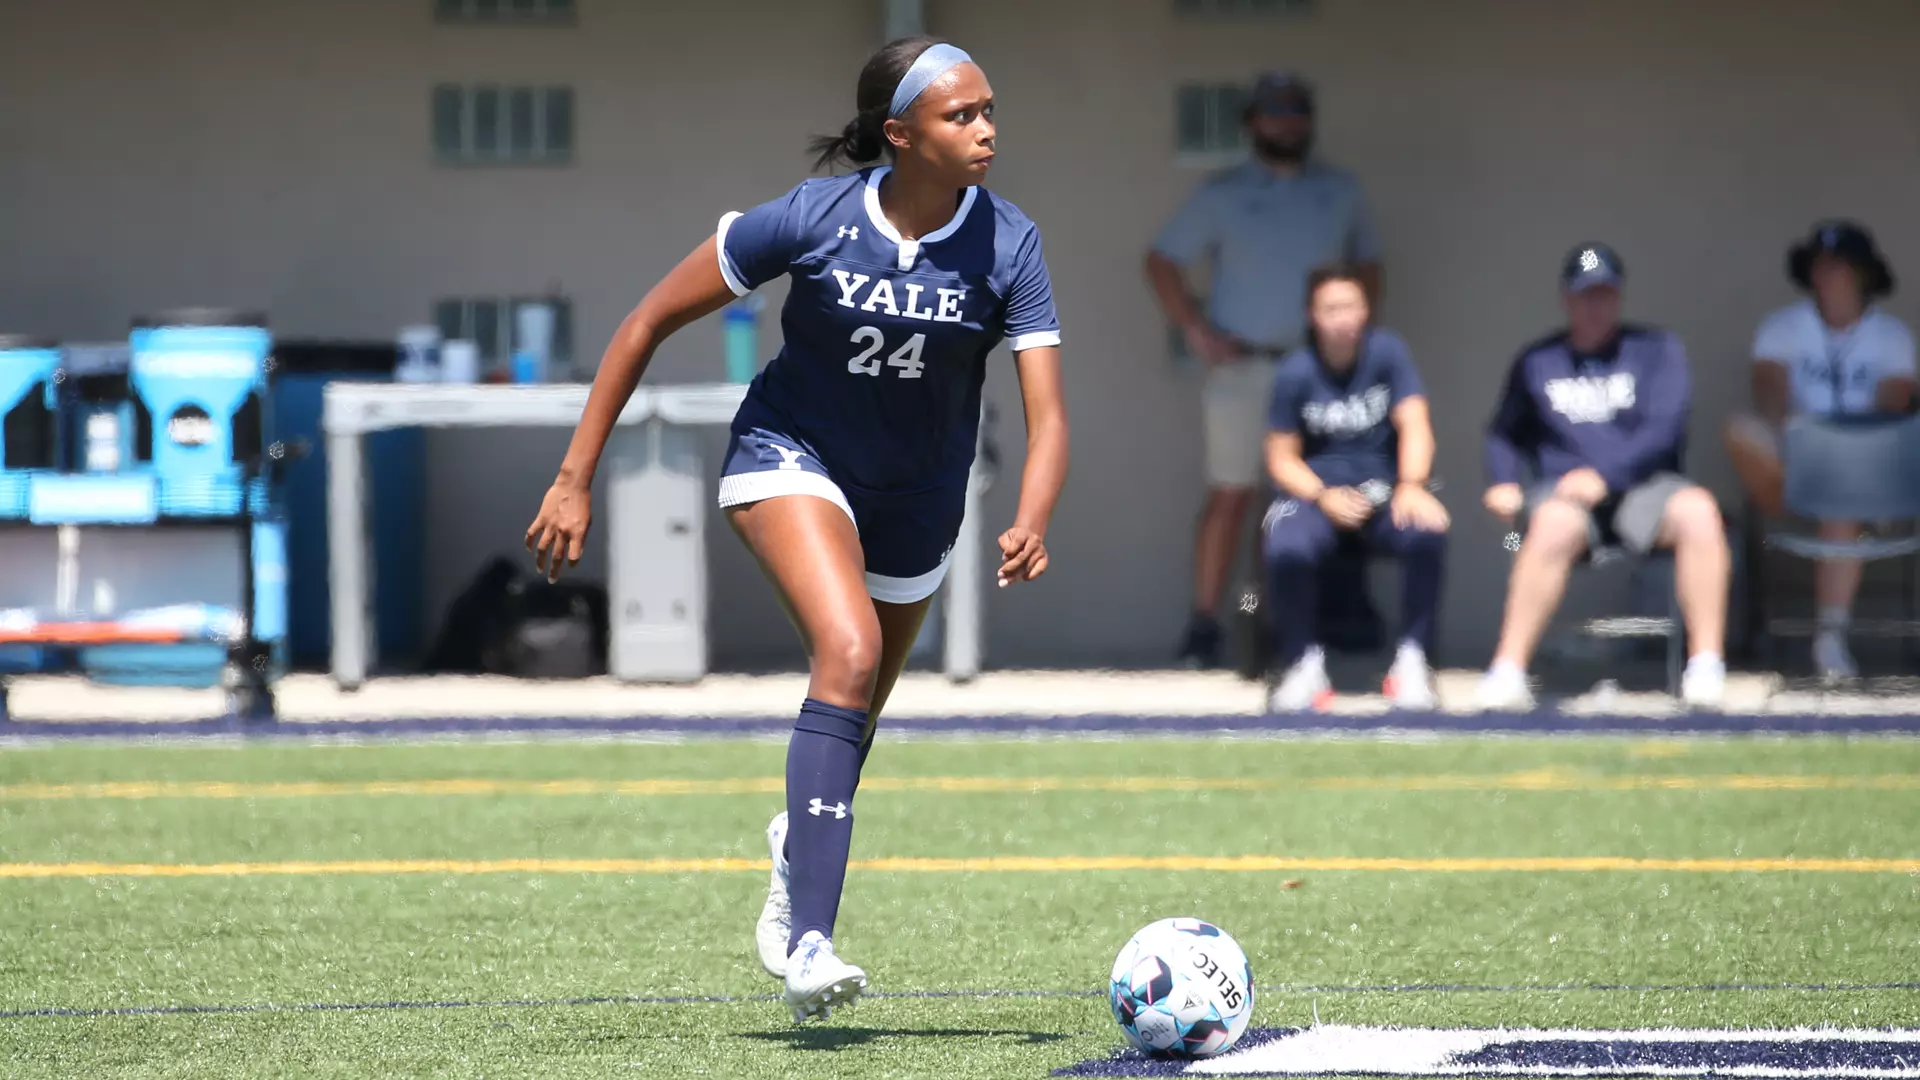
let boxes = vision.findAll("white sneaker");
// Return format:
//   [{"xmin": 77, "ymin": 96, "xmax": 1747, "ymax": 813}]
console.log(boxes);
[
  {"xmin": 1681, "ymin": 655, "xmax": 1726, "ymax": 710},
  {"xmin": 754, "ymin": 812, "xmax": 791, "ymax": 979},
  {"xmin": 1474, "ymin": 664, "xmax": 1534, "ymax": 711},
  {"xmin": 1813, "ymin": 631, "xmax": 1857, "ymax": 681},
  {"xmin": 1383, "ymin": 645, "xmax": 1436, "ymax": 710},
  {"xmin": 783, "ymin": 930, "xmax": 867, "ymax": 1023},
  {"xmin": 1267, "ymin": 648, "xmax": 1331, "ymax": 712}
]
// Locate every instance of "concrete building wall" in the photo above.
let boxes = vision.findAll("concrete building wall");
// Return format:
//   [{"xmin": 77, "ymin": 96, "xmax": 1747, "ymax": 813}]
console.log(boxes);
[{"xmin": 4, "ymin": 0, "xmax": 1918, "ymax": 671}]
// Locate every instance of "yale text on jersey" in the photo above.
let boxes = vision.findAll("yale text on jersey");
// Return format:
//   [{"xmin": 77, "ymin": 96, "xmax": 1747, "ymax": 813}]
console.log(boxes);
[{"xmin": 831, "ymin": 269, "xmax": 966, "ymax": 323}]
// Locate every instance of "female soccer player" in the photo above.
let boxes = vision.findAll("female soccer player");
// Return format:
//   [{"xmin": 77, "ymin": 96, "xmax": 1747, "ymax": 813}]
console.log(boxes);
[{"xmin": 523, "ymin": 37, "xmax": 1068, "ymax": 1023}]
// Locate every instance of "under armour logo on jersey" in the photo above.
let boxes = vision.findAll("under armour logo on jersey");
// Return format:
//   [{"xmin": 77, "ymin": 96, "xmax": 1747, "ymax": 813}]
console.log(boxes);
[
  {"xmin": 774, "ymin": 447, "xmax": 806, "ymax": 471},
  {"xmin": 807, "ymin": 799, "xmax": 848, "ymax": 819},
  {"xmin": 837, "ymin": 225, "xmax": 859, "ymax": 241}
]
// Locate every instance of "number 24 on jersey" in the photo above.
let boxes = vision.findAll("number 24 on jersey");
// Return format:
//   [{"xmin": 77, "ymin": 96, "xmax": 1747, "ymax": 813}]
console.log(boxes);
[{"xmin": 847, "ymin": 326, "xmax": 926, "ymax": 379}]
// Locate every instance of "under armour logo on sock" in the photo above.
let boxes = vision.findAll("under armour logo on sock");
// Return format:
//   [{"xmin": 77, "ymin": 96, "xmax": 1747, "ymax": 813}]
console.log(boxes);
[
  {"xmin": 837, "ymin": 225, "xmax": 859, "ymax": 241},
  {"xmin": 807, "ymin": 798, "xmax": 848, "ymax": 819}
]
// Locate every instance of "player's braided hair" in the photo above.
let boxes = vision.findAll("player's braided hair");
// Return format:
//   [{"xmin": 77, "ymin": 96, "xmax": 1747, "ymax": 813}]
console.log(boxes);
[{"xmin": 808, "ymin": 35, "xmax": 946, "ymax": 173}]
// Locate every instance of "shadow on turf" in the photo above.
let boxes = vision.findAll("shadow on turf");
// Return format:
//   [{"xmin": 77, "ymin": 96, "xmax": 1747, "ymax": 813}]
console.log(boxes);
[{"xmin": 743, "ymin": 1027, "xmax": 1071, "ymax": 1051}]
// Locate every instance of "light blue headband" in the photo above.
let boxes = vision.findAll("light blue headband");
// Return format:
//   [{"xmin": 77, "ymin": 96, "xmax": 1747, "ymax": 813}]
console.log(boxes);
[{"xmin": 889, "ymin": 44, "xmax": 973, "ymax": 118}]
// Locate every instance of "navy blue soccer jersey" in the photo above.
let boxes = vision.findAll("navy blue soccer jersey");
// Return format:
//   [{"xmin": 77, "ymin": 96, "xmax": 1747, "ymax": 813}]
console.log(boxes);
[
  {"xmin": 1266, "ymin": 328, "xmax": 1424, "ymax": 489},
  {"xmin": 718, "ymin": 166, "xmax": 1061, "ymax": 495}
]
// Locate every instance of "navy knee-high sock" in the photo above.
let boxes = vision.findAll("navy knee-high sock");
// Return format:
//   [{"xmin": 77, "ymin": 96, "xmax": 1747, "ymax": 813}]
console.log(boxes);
[{"xmin": 785, "ymin": 698, "xmax": 869, "ymax": 953}]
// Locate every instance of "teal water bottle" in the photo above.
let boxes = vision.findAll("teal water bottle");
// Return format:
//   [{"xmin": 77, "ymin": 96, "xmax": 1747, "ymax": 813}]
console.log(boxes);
[{"xmin": 723, "ymin": 295, "xmax": 763, "ymax": 383}]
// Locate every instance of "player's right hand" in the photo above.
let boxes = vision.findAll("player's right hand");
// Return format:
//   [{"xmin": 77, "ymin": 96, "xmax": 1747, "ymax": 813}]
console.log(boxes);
[
  {"xmin": 996, "ymin": 525, "xmax": 1049, "ymax": 587},
  {"xmin": 1482, "ymin": 483, "xmax": 1524, "ymax": 524},
  {"xmin": 1317, "ymin": 487, "xmax": 1373, "ymax": 530},
  {"xmin": 526, "ymin": 481, "xmax": 592, "ymax": 583},
  {"xmin": 1183, "ymin": 322, "xmax": 1243, "ymax": 367}
]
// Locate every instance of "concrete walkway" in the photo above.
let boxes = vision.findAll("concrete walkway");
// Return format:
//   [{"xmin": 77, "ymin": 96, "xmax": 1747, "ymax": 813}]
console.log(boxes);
[{"xmin": 0, "ymin": 667, "xmax": 1888, "ymax": 725}]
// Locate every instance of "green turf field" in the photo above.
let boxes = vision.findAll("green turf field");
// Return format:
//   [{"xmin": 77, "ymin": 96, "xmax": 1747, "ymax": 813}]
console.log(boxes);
[{"xmin": 1, "ymin": 735, "xmax": 1917, "ymax": 1078}]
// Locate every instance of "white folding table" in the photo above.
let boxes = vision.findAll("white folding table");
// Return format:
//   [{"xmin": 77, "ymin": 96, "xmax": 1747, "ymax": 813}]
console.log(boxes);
[{"xmin": 321, "ymin": 382, "xmax": 987, "ymax": 688}]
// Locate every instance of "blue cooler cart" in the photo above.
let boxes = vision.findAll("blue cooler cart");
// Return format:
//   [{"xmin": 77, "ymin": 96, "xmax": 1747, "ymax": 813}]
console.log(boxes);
[
  {"xmin": 2, "ymin": 310, "xmax": 291, "ymax": 721},
  {"xmin": 0, "ymin": 335, "xmax": 61, "ymax": 519},
  {"xmin": 0, "ymin": 337, "xmax": 63, "ymax": 679}
]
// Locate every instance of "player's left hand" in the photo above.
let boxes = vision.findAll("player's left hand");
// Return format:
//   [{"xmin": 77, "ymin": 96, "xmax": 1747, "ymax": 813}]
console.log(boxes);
[
  {"xmin": 996, "ymin": 526, "xmax": 1048, "ymax": 587},
  {"xmin": 1390, "ymin": 483, "xmax": 1450, "ymax": 532}
]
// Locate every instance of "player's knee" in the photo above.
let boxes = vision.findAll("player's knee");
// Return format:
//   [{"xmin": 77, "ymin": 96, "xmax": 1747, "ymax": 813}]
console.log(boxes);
[
  {"xmin": 814, "ymin": 619, "xmax": 883, "ymax": 699},
  {"xmin": 1209, "ymin": 487, "xmax": 1254, "ymax": 522},
  {"xmin": 1664, "ymin": 487, "xmax": 1724, "ymax": 545},
  {"xmin": 1400, "ymin": 525, "xmax": 1448, "ymax": 558},
  {"xmin": 1262, "ymin": 524, "xmax": 1324, "ymax": 571},
  {"xmin": 1522, "ymin": 500, "xmax": 1588, "ymax": 561}
]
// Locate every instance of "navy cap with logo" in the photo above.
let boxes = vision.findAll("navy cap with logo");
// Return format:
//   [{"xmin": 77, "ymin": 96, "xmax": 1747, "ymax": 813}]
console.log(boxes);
[
  {"xmin": 1561, "ymin": 242, "xmax": 1625, "ymax": 292},
  {"xmin": 1246, "ymin": 71, "xmax": 1314, "ymax": 118}
]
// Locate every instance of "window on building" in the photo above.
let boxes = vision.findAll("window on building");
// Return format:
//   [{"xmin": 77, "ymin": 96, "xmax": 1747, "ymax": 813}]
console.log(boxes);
[
  {"xmin": 1175, "ymin": 82, "xmax": 1249, "ymax": 155},
  {"xmin": 435, "ymin": 0, "xmax": 575, "ymax": 24},
  {"xmin": 432, "ymin": 84, "xmax": 574, "ymax": 164},
  {"xmin": 433, "ymin": 296, "xmax": 574, "ymax": 371},
  {"xmin": 1173, "ymin": 0, "xmax": 1314, "ymax": 14}
]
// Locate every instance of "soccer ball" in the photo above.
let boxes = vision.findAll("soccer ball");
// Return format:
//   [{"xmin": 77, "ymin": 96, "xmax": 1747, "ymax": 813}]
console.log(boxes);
[{"xmin": 1108, "ymin": 917, "xmax": 1254, "ymax": 1058}]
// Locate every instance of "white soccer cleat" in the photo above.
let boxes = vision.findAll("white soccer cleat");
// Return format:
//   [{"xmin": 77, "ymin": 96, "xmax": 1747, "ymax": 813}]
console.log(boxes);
[
  {"xmin": 783, "ymin": 931, "xmax": 868, "ymax": 1023},
  {"xmin": 755, "ymin": 812, "xmax": 792, "ymax": 979},
  {"xmin": 1473, "ymin": 665, "xmax": 1535, "ymax": 711}
]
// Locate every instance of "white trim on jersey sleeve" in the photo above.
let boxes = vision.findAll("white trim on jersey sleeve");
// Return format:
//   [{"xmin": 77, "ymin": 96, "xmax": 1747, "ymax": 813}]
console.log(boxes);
[
  {"xmin": 715, "ymin": 211, "xmax": 751, "ymax": 297},
  {"xmin": 1010, "ymin": 331, "xmax": 1062, "ymax": 352}
]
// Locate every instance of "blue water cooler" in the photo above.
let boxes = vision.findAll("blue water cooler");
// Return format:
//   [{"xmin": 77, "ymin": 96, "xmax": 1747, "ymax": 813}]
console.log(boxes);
[
  {"xmin": 128, "ymin": 310, "xmax": 273, "ymax": 518},
  {"xmin": 0, "ymin": 336, "xmax": 62, "ymax": 519},
  {"xmin": 69, "ymin": 310, "xmax": 288, "ymax": 713}
]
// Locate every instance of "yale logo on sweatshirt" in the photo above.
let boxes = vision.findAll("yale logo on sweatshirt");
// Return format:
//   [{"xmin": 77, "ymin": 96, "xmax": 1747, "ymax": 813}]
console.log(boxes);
[
  {"xmin": 1544, "ymin": 373, "xmax": 1636, "ymax": 424},
  {"xmin": 1302, "ymin": 385, "xmax": 1393, "ymax": 438}
]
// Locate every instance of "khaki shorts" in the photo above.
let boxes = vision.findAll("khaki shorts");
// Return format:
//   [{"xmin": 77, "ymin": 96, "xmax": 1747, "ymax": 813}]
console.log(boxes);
[
  {"xmin": 1522, "ymin": 472, "xmax": 1695, "ymax": 556},
  {"xmin": 1202, "ymin": 357, "xmax": 1281, "ymax": 489}
]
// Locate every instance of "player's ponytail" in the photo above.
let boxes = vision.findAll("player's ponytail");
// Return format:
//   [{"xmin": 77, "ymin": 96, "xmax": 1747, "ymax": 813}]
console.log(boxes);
[
  {"xmin": 808, "ymin": 111, "xmax": 888, "ymax": 172},
  {"xmin": 808, "ymin": 35, "xmax": 947, "ymax": 173}
]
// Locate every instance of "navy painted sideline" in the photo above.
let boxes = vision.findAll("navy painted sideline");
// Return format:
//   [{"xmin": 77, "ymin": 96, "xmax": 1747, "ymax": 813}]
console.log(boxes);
[
  {"xmin": 5, "ymin": 710, "xmax": 1920, "ymax": 741},
  {"xmin": 1053, "ymin": 1025, "xmax": 1920, "ymax": 1078},
  {"xmin": 6, "ymin": 981, "xmax": 1915, "ymax": 1022}
]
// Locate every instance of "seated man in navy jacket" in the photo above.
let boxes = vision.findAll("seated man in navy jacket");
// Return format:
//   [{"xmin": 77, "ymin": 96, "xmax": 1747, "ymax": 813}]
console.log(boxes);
[
  {"xmin": 1264, "ymin": 263, "xmax": 1449, "ymax": 711},
  {"xmin": 1476, "ymin": 243, "xmax": 1730, "ymax": 710}
]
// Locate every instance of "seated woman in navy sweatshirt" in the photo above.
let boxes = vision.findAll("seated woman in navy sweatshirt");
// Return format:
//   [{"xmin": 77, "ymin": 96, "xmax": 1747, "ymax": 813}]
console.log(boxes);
[
  {"xmin": 1477, "ymin": 243, "xmax": 1730, "ymax": 711},
  {"xmin": 1262, "ymin": 263, "xmax": 1449, "ymax": 712}
]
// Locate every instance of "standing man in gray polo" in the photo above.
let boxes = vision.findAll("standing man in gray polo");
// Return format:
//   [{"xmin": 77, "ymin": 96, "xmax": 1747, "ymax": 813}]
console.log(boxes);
[{"xmin": 1146, "ymin": 71, "xmax": 1384, "ymax": 668}]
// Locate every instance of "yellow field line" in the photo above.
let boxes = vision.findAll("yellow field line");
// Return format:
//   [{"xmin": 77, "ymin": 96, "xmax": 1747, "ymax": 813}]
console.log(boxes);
[
  {"xmin": 4, "ymin": 770, "xmax": 1920, "ymax": 802},
  {"xmin": 1, "ymin": 855, "xmax": 1915, "ymax": 880}
]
